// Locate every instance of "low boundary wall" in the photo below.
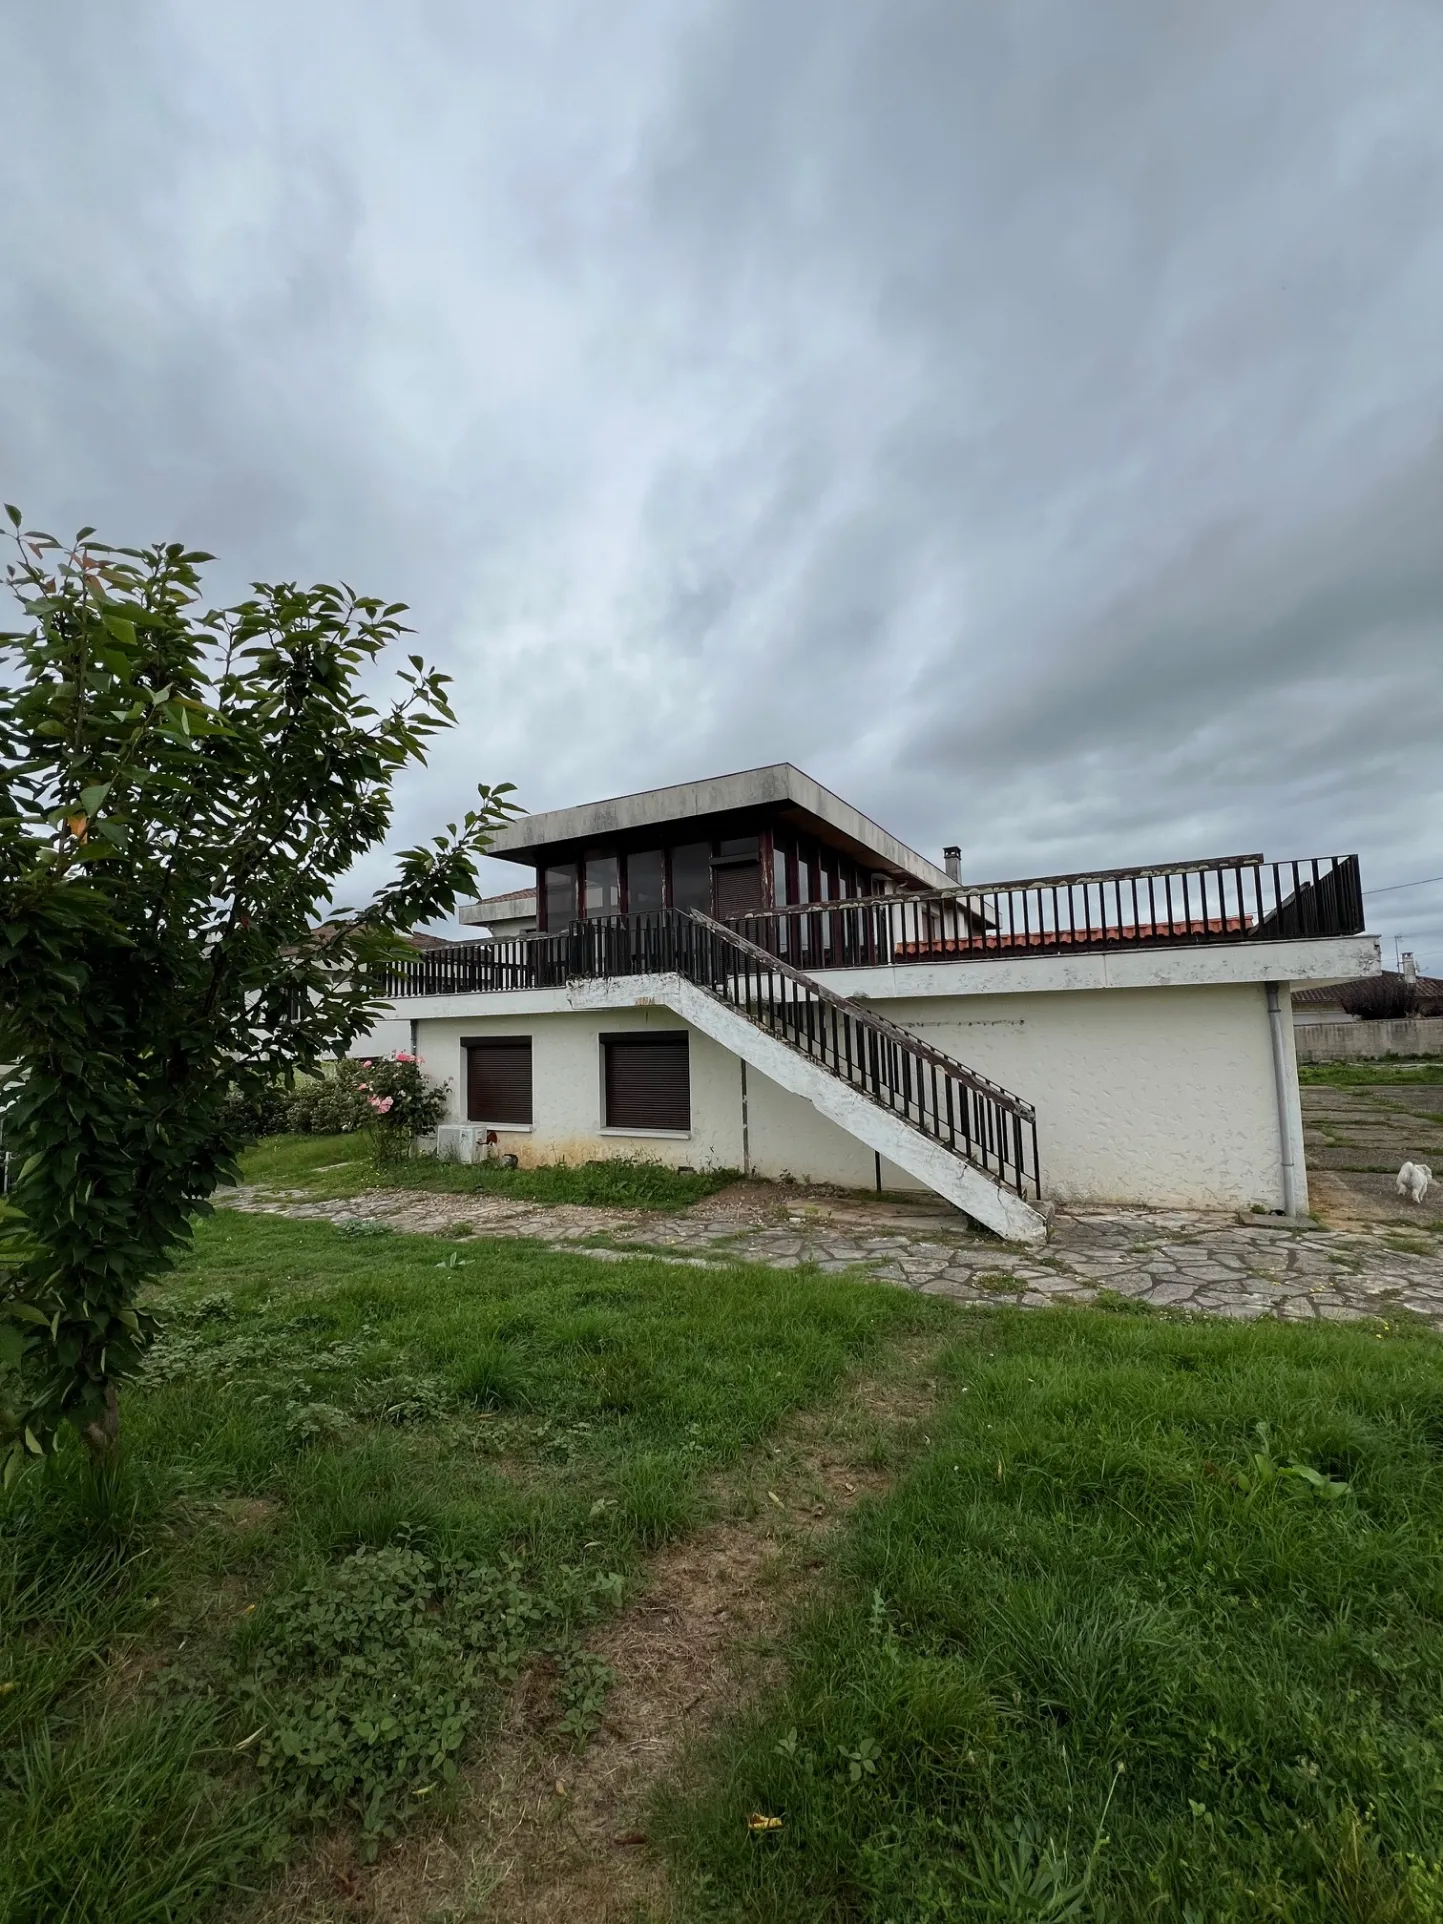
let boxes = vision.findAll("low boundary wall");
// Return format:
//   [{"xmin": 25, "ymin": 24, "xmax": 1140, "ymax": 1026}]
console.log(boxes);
[{"xmin": 1294, "ymin": 1016, "xmax": 1443, "ymax": 1062}]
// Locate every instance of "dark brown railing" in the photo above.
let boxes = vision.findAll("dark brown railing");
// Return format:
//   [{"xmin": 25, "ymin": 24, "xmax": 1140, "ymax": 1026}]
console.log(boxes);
[
  {"xmin": 380, "ymin": 908, "xmax": 1041, "ymax": 1199},
  {"xmin": 731, "ymin": 854, "xmax": 1364, "ymax": 969},
  {"xmin": 384, "ymin": 854, "xmax": 1364, "ymax": 997},
  {"xmin": 684, "ymin": 912, "xmax": 1039, "ymax": 1198}
]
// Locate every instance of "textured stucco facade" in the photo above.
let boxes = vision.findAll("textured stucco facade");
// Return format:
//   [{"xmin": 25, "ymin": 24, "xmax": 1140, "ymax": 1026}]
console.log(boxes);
[
  {"xmin": 368, "ymin": 934, "xmax": 1377, "ymax": 1214},
  {"xmin": 405, "ymin": 975, "xmax": 1307, "ymax": 1212}
]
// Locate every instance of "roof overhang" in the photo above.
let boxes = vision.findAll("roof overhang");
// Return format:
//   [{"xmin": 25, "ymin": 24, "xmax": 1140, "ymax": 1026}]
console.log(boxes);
[{"xmin": 481, "ymin": 763, "xmax": 951, "ymax": 889}]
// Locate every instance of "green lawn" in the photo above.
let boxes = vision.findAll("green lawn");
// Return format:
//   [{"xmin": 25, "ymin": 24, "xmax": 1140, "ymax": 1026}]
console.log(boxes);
[
  {"xmin": 0, "ymin": 1212, "xmax": 929, "ymax": 1924},
  {"xmin": 6, "ymin": 1208, "xmax": 1442, "ymax": 1924},
  {"xmin": 1298, "ymin": 1060, "xmax": 1443, "ymax": 1087},
  {"xmin": 660, "ymin": 1303, "xmax": 1443, "ymax": 1922},
  {"xmin": 236, "ymin": 1131, "xmax": 741, "ymax": 1208}
]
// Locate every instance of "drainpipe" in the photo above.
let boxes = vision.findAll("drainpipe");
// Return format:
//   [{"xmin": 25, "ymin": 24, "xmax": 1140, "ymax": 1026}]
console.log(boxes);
[{"xmin": 1265, "ymin": 981, "xmax": 1301, "ymax": 1218}]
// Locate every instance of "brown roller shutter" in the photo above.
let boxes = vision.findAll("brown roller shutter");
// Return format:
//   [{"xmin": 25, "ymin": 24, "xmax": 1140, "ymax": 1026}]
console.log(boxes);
[
  {"xmin": 603, "ymin": 1033, "xmax": 690, "ymax": 1131},
  {"xmin": 714, "ymin": 859, "xmax": 762, "ymax": 919},
  {"xmin": 465, "ymin": 1038, "xmax": 532, "ymax": 1124}
]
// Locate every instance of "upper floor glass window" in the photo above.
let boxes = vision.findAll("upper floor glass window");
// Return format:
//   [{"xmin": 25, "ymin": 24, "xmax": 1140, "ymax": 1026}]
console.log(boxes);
[
  {"xmin": 585, "ymin": 851, "xmax": 620, "ymax": 917},
  {"xmin": 671, "ymin": 842, "xmax": 711, "ymax": 912},
  {"xmin": 628, "ymin": 849, "xmax": 665, "ymax": 912},
  {"xmin": 545, "ymin": 865, "xmax": 577, "ymax": 926}
]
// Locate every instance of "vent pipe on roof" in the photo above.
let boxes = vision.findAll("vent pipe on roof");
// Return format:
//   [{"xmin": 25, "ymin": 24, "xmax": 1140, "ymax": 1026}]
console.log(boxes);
[
  {"xmin": 943, "ymin": 845, "xmax": 961, "ymax": 883},
  {"xmin": 1401, "ymin": 951, "xmax": 1418, "ymax": 984}
]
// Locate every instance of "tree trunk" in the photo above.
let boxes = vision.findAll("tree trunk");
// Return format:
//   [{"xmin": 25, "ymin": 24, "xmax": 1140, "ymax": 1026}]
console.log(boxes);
[{"xmin": 82, "ymin": 1383, "xmax": 121, "ymax": 1463}]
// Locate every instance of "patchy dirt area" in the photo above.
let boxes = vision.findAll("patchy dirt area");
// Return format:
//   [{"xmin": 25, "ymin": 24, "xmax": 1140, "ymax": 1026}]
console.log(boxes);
[
  {"xmin": 1302, "ymin": 1081, "xmax": 1443, "ymax": 1229},
  {"xmin": 246, "ymin": 1334, "xmax": 949, "ymax": 1923}
]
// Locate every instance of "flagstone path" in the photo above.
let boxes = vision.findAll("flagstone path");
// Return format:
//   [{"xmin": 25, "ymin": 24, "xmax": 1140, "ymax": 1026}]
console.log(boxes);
[{"xmin": 225, "ymin": 1123, "xmax": 1443, "ymax": 1333}]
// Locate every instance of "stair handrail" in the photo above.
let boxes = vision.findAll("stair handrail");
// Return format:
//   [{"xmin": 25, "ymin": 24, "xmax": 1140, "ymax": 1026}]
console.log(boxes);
[{"xmin": 682, "ymin": 910, "xmax": 1035, "ymax": 1123}]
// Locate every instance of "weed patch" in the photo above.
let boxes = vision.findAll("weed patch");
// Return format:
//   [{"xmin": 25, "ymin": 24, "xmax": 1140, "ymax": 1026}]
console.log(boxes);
[{"xmin": 467, "ymin": 1155, "xmax": 740, "ymax": 1210}]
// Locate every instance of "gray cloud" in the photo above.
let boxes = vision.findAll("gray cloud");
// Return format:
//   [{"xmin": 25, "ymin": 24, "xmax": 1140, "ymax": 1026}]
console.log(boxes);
[{"xmin": 3, "ymin": 0, "xmax": 1441, "ymax": 965}]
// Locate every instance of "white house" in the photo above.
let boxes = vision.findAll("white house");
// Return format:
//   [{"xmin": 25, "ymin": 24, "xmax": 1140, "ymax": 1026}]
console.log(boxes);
[{"xmin": 369, "ymin": 764, "xmax": 1378, "ymax": 1244}]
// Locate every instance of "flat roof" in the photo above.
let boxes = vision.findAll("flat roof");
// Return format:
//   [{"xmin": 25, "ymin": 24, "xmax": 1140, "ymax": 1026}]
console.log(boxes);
[{"xmin": 482, "ymin": 762, "xmax": 951, "ymax": 889}]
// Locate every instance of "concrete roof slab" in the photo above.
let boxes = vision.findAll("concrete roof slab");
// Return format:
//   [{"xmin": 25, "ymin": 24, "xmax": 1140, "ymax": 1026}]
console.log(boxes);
[{"xmin": 482, "ymin": 762, "xmax": 951, "ymax": 889}]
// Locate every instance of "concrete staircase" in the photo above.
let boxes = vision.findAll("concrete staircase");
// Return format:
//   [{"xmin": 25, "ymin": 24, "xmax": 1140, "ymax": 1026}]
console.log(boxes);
[{"xmin": 570, "ymin": 909, "xmax": 1048, "ymax": 1244}]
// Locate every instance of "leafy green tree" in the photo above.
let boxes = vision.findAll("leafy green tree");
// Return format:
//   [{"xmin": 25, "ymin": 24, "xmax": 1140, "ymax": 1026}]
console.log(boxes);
[{"xmin": 0, "ymin": 513, "xmax": 514, "ymax": 1476}]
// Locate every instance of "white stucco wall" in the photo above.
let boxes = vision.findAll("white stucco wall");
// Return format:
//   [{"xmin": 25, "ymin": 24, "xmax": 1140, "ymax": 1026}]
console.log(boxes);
[
  {"xmin": 347, "ymin": 1018, "xmax": 413, "ymax": 1059},
  {"xmin": 411, "ymin": 978, "xmax": 1290, "ymax": 1209},
  {"xmin": 879, "ymin": 983, "xmax": 1284, "ymax": 1208},
  {"xmin": 413, "ymin": 1006, "xmax": 922, "ymax": 1188}
]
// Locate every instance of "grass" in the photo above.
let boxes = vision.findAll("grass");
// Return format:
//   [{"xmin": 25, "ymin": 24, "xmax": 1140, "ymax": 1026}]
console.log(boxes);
[
  {"xmin": 660, "ymin": 1305, "xmax": 1443, "ymax": 1923},
  {"xmin": 234, "ymin": 1132, "xmax": 741, "ymax": 1209},
  {"xmin": 0, "ymin": 1211, "xmax": 929, "ymax": 1923},
  {"xmin": 1299, "ymin": 1060, "xmax": 1443, "ymax": 1087},
  {"xmin": 8, "ymin": 1200, "xmax": 1443, "ymax": 1923}
]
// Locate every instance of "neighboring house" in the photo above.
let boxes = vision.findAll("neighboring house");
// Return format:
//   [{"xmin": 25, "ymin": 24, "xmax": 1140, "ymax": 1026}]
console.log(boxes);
[
  {"xmin": 461, "ymin": 886, "xmax": 539, "ymax": 941},
  {"xmin": 348, "ymin": 931, "xmax": 458, "ymax": 1058},
  {"xmin": 374, "ymin": 762, "xmax": 1377, "ymax": 1242},
  {"xmin": 1293, "ymin": 963, "xmax": 1443, "ymax": 1025}
]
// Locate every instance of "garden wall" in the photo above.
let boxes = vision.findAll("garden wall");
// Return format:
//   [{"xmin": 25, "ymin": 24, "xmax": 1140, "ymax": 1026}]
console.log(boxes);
[{"xmin": 1294, "ymin": 1017, "xmax": 1443, "ymax": 1062}]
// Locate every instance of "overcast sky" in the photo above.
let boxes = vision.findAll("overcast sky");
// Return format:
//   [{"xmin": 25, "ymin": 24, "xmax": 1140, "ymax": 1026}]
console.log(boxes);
[{"xmin": 4, "ymin": 0, "xmax": 1441, "ymax": 967}]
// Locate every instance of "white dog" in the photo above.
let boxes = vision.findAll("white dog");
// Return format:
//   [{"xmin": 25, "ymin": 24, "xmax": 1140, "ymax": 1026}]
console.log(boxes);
[{"xmin": 1396, "ymin": 1161, "xmax": 1433, "ymax": 1204}]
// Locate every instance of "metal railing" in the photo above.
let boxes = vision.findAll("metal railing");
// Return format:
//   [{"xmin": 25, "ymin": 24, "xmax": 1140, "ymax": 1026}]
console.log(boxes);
[
  {"xmin": 379, "ymin": 908, "xmax": 1040, "ymax": 1198},
  {"xmin": 730, "ymin": 854, "xmax": 1365, "ymax": 968},
  {"xmin": 383, "ymin": 854, "xmax": 1364, "ymax": 997},
  {"xmin": 685, "ymin": 911, "xmax": 1039, "ymax": 1198}
]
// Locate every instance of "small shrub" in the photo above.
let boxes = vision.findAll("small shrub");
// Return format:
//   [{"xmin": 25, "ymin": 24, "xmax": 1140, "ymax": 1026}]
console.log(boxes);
[
  {"xmin": 220, "ymin": 1084, "xmax": 293, "ymax": 1143},
  {"xmin": 286, "ymin": 1075, "xmax": 373, "ymax": 1136},
  {"xmin": 283, "ymin": 1055, "xmax": 450, "ymax": 1143}
]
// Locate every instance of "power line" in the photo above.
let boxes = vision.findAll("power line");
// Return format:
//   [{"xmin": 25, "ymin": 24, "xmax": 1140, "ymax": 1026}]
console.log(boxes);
[{"xmin": 1362, "ymin": 873, "xmax": 1443, "ymax": 897}]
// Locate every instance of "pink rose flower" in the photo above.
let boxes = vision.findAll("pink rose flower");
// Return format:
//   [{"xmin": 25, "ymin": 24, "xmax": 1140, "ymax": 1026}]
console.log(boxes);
[{"xmin": 368, "ymin": 1094, "xmax": 395, "ymax": 1114}]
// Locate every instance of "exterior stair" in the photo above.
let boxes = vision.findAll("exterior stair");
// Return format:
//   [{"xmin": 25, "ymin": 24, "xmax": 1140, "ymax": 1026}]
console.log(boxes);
[{"xmin": 574, "ymin": 910, "xmax": 1047, "ymax": 1245}]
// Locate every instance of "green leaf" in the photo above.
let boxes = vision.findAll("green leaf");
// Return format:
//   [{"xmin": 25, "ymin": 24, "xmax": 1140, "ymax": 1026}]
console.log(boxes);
[{"xmin": 3, "ymin": 1304, "xmax": 54, "ymax": 1327}]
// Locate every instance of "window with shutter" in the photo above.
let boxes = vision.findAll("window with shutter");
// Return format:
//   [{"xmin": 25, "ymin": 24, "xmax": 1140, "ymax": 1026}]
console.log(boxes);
[
  {"xmin": 602, "ymin": 1033, "xmax": 690, "ymax": 1132},
  {"xmin": 464, "ymin": 1038, "xmax": 533, "ymax": 1124}
]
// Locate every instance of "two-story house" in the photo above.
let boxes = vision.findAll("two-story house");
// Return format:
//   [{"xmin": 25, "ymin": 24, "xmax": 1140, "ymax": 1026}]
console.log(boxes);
[{"xmin": 371, "ymin": 763, "xmax": 1378, "ymax": 1243}]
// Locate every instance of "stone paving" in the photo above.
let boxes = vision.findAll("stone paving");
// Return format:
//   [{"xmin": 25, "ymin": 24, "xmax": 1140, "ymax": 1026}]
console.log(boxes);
[{"xmin": 224, "ymin": 1164, "xmax": 1443, "ymax": 1331}]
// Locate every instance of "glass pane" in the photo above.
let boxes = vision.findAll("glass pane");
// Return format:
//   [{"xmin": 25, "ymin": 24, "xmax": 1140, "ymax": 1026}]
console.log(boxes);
[
  {"xmin": 628, "ymin": 849, "xmax": 665, "ymax": 912},
  {"xmin": 717, "ymin": 835, "xmax": 759, "ymax": 857},
  {"xmin": 773, "ymin": 845, "xmax": 789, "ymax": 908},
  {"xmin": 584, "ymin": 850, "xmax": 620, "ymax": 917},
  {"xmin": 671, "ymin": 842, "xmax": 711, "ymax": 913},
  {"xmin": 545, "ymin": 865, "xmax": 576, "ymax": 926}
]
